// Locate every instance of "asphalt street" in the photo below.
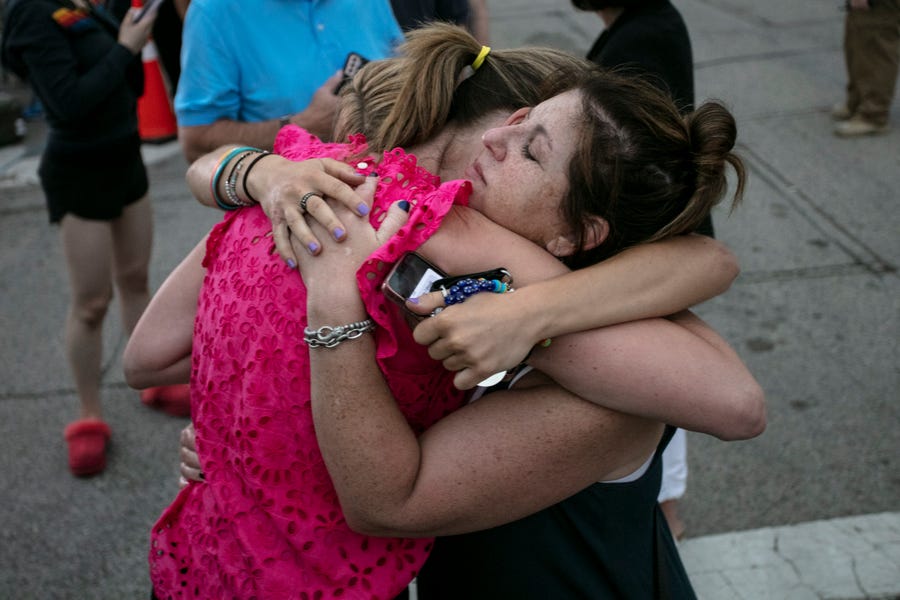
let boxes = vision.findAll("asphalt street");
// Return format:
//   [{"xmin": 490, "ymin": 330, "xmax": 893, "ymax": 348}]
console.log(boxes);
[{"xmin": 0, "ymin": 0, "xmax": 898, "ymax": 598}]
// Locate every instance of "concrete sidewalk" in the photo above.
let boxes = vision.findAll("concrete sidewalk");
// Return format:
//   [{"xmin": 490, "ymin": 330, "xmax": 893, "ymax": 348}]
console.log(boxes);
[
  {"xmin": 679, "ymin": 512, "xmax": 900, "ymax": 599},
  {"xmin": 1, "ymin": 0, "xmax": 898, "ymax": 598}
]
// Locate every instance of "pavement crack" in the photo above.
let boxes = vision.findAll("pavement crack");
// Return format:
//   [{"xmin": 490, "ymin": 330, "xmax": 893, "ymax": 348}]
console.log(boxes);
[
  {"xmin": 849, "ymin": 555, "xmax": 869, "ymax": 598},
  {"xmin": 740, "ymin": 145, "xmax": 897, "ymax": 275},
  {"xmin": 773, "ymin": 533, "xmax": 802, "ymax": 579},
  {"xmin": 691, "ymin": 0, "xmax": 839, "ymax": 28},
  {"xmin": 696, "ymin": 45, "xmax": 841, "ymax": 70},
  {"xmin": 719, "ymin": 572, "xmax": 748, "ymax": 599},
  {"xmin": 736, "ymin": 263, "xmax": 895, "ymax": 283}
]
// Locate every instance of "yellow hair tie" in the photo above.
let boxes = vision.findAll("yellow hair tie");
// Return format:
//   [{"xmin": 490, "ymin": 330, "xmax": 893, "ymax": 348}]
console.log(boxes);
[{"xmin": 472, "ymin": 46, "xmax": 491, "ymax": 71}]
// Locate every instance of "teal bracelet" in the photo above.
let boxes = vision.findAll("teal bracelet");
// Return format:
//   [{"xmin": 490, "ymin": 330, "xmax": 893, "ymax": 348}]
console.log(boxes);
[{"xmin": 211, "ymin": 146, "xmax": 260, "ymax": 210}]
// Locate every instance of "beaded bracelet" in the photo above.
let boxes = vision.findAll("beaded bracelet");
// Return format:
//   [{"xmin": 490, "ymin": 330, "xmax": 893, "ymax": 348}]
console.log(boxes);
[
  {"xmin": 241, "ymin": 151, "xmax": 273, "ymax": 204},
  {"xmin": 304, "ymin": 319, "xmax": 376, "ymax": 349},
  {"xmin": 210, "ymin": 146, "xmax": 260, "ymax": 210},
  {"xmin": 441, "ymin": 278, "xmax": 511, "ymax": 306},
  {"xmin": 224, "ymin": 150, "xmax": 257, "ymax": 208}
]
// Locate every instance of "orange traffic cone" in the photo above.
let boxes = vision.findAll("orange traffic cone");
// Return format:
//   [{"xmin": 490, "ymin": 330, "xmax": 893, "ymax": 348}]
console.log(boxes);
[{"xmin": 137, "ymin": 37, "xmax": 177, "ymax": 144}]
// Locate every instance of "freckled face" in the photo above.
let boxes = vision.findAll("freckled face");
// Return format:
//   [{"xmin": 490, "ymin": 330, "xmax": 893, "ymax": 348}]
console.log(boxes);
[{"xmin": 463, "ymin": 91, "xmax": 581, "ymax": 248}]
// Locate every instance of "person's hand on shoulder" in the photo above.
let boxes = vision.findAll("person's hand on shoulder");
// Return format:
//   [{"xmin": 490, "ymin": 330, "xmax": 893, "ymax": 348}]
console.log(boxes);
[
  {"xmin": 298, "ymin": 178, "xmax": 408, "ymax": 296},
  {"xmin": 244, "ymin": 155, "xmax": 369, "ymax": 264}
]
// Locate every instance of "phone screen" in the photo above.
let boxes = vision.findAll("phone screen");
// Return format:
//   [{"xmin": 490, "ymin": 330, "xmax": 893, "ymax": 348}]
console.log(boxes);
[{"xmin": 383, "ymin": 253, "xmax": 446, "ymax": 304}]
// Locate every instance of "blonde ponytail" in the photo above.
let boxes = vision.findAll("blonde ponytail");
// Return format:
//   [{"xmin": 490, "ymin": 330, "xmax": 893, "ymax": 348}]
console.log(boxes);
[{"xmin": 334, "ymin": 23, "xmax": 589, "ymax": 153}]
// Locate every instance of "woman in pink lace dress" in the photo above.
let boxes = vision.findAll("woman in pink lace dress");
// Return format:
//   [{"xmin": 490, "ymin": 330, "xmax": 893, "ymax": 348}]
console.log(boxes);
[{"xmin": 126, "ymin": 26, "xmax": 763, "ymax": 600}]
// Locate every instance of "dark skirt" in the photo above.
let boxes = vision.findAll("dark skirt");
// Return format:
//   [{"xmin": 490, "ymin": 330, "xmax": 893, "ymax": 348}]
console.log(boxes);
[{"xmin": 39, "ymin": 133, "xmax": 149, "ymax": 223}]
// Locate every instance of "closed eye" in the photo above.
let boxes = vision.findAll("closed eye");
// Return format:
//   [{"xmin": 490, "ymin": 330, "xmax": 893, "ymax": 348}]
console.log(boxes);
[{"xmin": 521, "ymin": 143, "xmax": 537, "ymax": 162}]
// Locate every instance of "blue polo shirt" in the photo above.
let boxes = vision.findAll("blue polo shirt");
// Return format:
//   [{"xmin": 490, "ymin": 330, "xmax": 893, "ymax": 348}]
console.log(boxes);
[{"xmin": 175, "ymin": 0, "xmax": 404, "ymax": 126}]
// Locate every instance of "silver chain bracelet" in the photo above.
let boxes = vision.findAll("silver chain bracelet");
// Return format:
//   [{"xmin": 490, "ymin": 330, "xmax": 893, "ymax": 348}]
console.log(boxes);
[{"xmin": 304, "ymin": 319, "xmax": 376, "ymax": 348}]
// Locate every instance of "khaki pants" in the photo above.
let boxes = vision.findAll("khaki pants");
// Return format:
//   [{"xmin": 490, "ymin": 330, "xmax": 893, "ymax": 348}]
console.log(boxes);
[{"xmin": 843, "ymin": 0, "xmax": 900, "ymax": 125}]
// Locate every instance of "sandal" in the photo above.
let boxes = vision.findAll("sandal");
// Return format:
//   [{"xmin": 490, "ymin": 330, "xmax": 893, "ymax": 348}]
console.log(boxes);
[
  {"xmin": 140, "ymin": 384, "xmax": 191, "ymax": 417},
  {"xmin": 64, "ymin": 418, "xmax": 112, "ymax": 477}
]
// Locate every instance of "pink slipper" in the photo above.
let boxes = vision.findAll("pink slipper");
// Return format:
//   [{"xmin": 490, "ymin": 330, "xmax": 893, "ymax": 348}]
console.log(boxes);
[
  {"xmin": 64, "ymin": 418, "xmax": 111, "ymax": 477},
  {"xmin": 140, "ymin": 384, "xmax": 191, "ymax": 417}
]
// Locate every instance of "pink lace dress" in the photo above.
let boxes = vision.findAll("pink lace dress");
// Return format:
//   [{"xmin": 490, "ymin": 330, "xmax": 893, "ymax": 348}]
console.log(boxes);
[{"xmin": 149, "ymin": 128, "xmax": 471, "ymax": 599}]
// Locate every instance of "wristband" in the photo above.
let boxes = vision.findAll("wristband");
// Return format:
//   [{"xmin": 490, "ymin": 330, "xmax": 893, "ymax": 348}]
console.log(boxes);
[
  {"xmin": 241, "ymin": 151, "xmax": 273, "ymax": 204},
  {"xmin": 211, "ymin": 146, "xmax": 259, "ymax": 210},
  {"xmin": 304, "ymin": 319, "xmax": 376, "ymax": 349}
]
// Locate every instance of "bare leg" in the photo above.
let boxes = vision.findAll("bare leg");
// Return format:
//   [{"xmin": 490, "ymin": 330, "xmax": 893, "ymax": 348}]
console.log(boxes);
[
  {"xmin": 111, "ymin": 195, "xmax": 153, "ymax": 334},
  {"xmin": 60, "ymin": 214, "xmax": 115, "ymax": 420},
  {"xmin": 113, "ymin": 195, "xmax": 191, "ymax": 416}
]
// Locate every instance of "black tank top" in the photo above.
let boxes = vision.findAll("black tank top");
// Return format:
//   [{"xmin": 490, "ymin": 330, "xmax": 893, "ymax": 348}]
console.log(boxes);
[{"xmin": 415, "ymin": 425, "xmax": 696, "ymax": 599}]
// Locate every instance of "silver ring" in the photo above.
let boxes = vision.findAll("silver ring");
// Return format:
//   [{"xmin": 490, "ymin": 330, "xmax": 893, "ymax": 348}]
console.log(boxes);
[{"xmin": 299, "ymin": 192, "xmax": 321, "ymax": 213}]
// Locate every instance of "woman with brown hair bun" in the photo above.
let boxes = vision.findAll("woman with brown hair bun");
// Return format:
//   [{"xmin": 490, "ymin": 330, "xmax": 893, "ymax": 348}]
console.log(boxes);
[{"xmin": 297, "ymin": 65, "xmax": 755, "ymax": 600}]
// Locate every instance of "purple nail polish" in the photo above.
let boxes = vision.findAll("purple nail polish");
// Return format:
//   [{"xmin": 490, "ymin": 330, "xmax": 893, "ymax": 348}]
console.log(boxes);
[
  {"xmin": 286, "ymin": 258, "xmax": 297, "ymax": 269},
  {"xmin": 333, "ymin": 227, "xmax": 345, "ymax": 239},
  {"xmin": 307, "ymin": 242, "xmax": 319, "ymax": 254},
  {"xmin": 357, "ymin": 203, "xmax": 370, "ymax": 216},
  {"xmin": 407, "ymin": 296, "xmax": 420, "ymax": 304}
]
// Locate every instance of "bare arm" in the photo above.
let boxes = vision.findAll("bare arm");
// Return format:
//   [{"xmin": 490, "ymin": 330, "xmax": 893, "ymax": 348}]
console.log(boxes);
[
  {"xmin": 312, "ymin": 336, "xmax": 662, "ymax": 537},
  {"xmin": 300, "ymin": 209, "xmax": 660, "ymax": 536},
  {"xmin": 412, "ymin": 230, "xmax": 738, "ymax": 388},
  {"xmin": 123, "ymin": 237, "xmax": 206, "ymax": 389},
  {"xmin": 405, "ymin": 208, "xmax": 763, "ymax": 439},
  {"xmin": 179, "ymin": 72, "xmax": 343, "ymax": 163},
  {"xmin": 526, "ymin": 311, "xmax": 766, "ymax": 440},
  {"xmin": 300, "ymin": 201, "xmax": 758, "ymax": 536},
  {"xmin": 179, "ymin": 122, "xmax": 282, "ymax": 164}
]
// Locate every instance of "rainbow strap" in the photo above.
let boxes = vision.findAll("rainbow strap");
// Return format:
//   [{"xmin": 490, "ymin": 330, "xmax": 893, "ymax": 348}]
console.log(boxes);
[{"xmin": 52, "ymin": 8, "xmax": 95, "ymax": 32}]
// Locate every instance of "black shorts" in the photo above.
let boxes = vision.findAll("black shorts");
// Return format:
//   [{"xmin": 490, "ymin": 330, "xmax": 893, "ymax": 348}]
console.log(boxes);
[{"xmin": 39, "ymin": 133, "xmax": 149, "ymax": 223}]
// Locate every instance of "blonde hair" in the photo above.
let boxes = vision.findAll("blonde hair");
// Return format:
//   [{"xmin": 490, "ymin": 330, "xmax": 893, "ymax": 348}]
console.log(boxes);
[{"xmin": 335, "ymin": 23, "xmax": 589, "ymax": 153}]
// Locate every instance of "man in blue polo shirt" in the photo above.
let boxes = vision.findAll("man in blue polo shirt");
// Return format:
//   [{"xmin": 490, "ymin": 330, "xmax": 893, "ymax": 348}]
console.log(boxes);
[{"xmin": 175, "ymin": 0, "xmax": 404, "ymax": 162}]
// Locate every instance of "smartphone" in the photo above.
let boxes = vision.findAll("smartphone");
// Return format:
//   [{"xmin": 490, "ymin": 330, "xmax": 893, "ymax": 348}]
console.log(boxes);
[
  {"xmin": 382, "ymin": 253, "xmax": 447, "ymax": 308},
  {"xmin": 132, "ymin": 0, "xmax": 163, "ymax": 23},
  {"xmin": 334, "ymin": 52, "xmax": 370, "ymax": 94},
  {"xmin": 384, "ymin": 253, "xmax": 512, "ymax": 388}
]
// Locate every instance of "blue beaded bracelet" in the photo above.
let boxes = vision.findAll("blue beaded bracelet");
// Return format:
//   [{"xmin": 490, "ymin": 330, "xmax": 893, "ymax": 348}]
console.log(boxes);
[{"xmin": 443, "ymin": 278, "xmax": 510, "ymax": 305}]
